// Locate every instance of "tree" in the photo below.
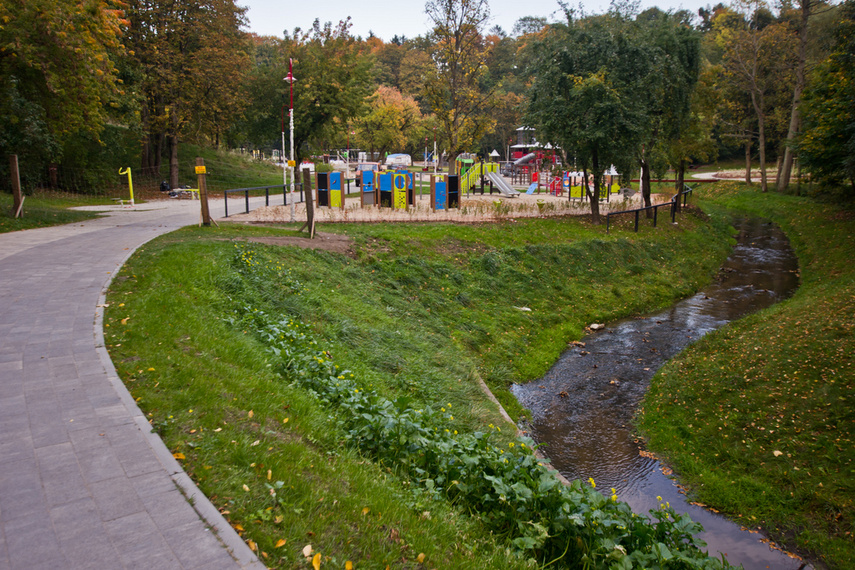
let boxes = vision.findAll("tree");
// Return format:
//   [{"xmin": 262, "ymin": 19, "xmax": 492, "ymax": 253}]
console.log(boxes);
[
  {"xmin": 634, "ymin": 8, "xmax": 702, "ymax": 213},
  {"xmin": 776, "ymin": 0, "xmax": 836, "ymax": 192},
  {"xmin": 227, "ymin": 20, "xmax": 372, "ymax": 164},
  {"xmin": 355, "ymin": 86, "xmax": 423, "ymax": 158},
  {"xmin": 125, "ymin": 0, "xmax": 250, "ymax": 185},
  {"xmin": 526, "ymin": 10, "xmax": 649, "ymax": 223},
  {"xmin": 0, "ymin": 0, "xmax": 126, "ymax": 183},
  {"xmin": 715, "ymin": 0, "xmax": 797, "ymax": 191},
  {"xmin": 423, "ymin": 0, "xmax": 497, "ymax": 172},
  {"xmin": 284, "ymin": 20, "xmax": 374, "ymax": 161},
  {"xmin": 798, "ymin": 0, "xmax": 855, "ymax": 196}
]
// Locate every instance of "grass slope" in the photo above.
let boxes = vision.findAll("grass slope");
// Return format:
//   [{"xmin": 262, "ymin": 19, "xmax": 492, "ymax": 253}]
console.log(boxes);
[
  {"xmin": 0, "ymin": 191, "xmax": 110, "ymax": 233},
  {"xmin": 638, "ymin": 182, "xmax": 854, "ymax": 568},
  {"xmin": 105, "ymin": 209, "xmax": 733, "ymax": 568}
]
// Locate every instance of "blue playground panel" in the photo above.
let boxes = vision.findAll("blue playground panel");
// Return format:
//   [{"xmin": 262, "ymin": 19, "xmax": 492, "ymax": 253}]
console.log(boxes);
[{"xmin": 435, "ymin": 181, "xmax": 447, "ymax": 210}]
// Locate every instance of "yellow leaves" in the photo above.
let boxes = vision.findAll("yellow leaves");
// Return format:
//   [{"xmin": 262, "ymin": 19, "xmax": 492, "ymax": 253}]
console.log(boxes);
[
  {"xmin": 247, "ymin": 539, "xmax": 256, "ymax": 551},
  {"xmin": 361, "ymin": 507, "xmax": 370, "ymax": 516},
  {"xmin": 283, "ymin": 417, "xmax": 289, "ymax": 424},
  {"xmin": 233, "ymin": 523, "xmax": 244, "ymax": 532},
  {"xmin": 242, "ymin": 484, "xmax": 250, "ymax": 491},
  {"xmin": 345, "ymin": 562, "xmax": 353, "ymax": 570},
  {"xmin": 417, "ymin": 552, "xmax": 426, "ymax": 563},
  {"xmin": 248, "ymin": 410, "xmax": 254, "ymax": 419},
  {"xmin": 275, "ymin": 538, "xmax": 287, "ymax": 548},
  {"xmin": 312, "ymin": 552, "xmax": 321, "ymax": 570},
  {"xmin": 172, "ymin": 452, "xmax": 185, "ymax": 460},
  {"xmin": 121, "ymin": 317, "xmax": 130, "ymax": 325}
]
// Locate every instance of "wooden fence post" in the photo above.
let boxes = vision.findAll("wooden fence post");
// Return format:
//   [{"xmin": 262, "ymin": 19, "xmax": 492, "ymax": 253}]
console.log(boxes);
[
  {"xmin": 301, "ymin": 168, "xmax": 315, "ymax": 239},
  {"xmin": 196, "ymin": 157, "xmax": 211, "ymax": 226}
]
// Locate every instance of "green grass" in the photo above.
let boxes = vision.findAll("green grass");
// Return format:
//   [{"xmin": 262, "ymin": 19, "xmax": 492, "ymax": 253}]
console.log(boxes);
[
  {"xmin": 0, "ymin": 191, "xmax": 111, "ymax": 233},
  {"xmin": 104, "ymin": 209, "xmax": 735, "ymax": 568},
  {"xmin": 638, "ymin": 182, "xmax": 855, "ymax": 569}
]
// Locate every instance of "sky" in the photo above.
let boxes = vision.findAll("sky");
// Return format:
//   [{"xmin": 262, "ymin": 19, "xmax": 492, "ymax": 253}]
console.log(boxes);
[{"xmin": 240, "ymin": 0, "xmax": 712, "ymax": 41}]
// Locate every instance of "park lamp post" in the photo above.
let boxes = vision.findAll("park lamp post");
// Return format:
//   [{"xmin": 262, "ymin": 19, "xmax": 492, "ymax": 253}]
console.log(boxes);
[{"xmin": 285, "ymin": 59, "xmax": 297, "ymax": 222}]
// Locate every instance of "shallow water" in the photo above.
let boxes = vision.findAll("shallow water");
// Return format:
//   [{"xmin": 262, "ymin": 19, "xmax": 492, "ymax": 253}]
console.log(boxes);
[{"xmin": 512, "ymin": 218, "xmax": 806, "ymax": 570}]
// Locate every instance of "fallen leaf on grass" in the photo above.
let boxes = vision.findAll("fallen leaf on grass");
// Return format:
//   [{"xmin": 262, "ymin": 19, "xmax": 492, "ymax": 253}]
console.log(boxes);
[
  {"xmin": 233, "ymin": 524, "xmax": 244, "ymax": 531},
  {"xmin": 247, "ymin": 540, "xmax": 256, "ymax": 551},
  {"xmin": 345, "ymin": 562, "xmax": 353, "ymax": 570},
  {"xmin": 417, "ymin": 553, "xmax": 425, "ymax": 563},
  {"xmin": 275, "ymin": 539, "xmax": 287, "ymax": 548},
  {"xmin": 312, "ymin": 553, "xmax": 321, "ymax": 570},
  {"xmin": 302, "ymin": 544, "xmax": 313, "ymax": 558},
  {"xmin": 121, "ymin": 317, "xmax": 130, "ymax": 325},
  {"xmin": 248, "ymin": 410, "xmax": 254, "ymax": 419},
  {"xmin": 172, "ymin": 453, "xmax": 185, "ymax": 460},
  {"xmin": 773, "ymin": 450, "xmax": 783, "ymax": 457}
]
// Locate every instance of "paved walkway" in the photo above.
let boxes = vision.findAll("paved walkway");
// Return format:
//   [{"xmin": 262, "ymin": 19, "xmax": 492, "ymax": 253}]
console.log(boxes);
[{"xmin": 0, "ymin": 199, "xmax": 267, "ymax": 570}]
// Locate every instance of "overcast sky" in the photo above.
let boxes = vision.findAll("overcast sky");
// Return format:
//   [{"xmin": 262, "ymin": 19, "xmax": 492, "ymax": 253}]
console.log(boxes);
[{"xmin": 240, "ymin": 0, "xmax": 713, "ymax": 41}]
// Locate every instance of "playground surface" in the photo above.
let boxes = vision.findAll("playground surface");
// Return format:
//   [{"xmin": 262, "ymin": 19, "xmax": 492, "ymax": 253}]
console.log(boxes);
[{"xmin": 228, "ymin": 187, "xmax": 662, "ymax": 225}]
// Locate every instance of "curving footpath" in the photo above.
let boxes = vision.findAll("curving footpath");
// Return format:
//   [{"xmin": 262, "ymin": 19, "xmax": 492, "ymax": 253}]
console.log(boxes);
[{"xmin": 0, "ymin": 200, "xmax": 267, "ymax": 570}]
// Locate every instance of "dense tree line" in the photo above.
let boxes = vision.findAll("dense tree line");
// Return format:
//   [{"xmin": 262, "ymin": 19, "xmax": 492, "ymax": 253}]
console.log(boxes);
[{"xmin": 1, "ymin": 0, "xmax": 852, "ymax": 200}]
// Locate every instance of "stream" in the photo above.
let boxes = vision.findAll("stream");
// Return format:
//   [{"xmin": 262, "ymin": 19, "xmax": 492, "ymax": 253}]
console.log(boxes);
[{"xmin": 511, "ymin": 218, "xmax": 806, "ymax": 570}]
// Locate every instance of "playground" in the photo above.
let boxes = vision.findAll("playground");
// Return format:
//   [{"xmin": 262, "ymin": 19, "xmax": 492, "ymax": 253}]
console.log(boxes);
[{"xmin": 226, "ymin": 184, "xmax": 663, "ymax": 224}]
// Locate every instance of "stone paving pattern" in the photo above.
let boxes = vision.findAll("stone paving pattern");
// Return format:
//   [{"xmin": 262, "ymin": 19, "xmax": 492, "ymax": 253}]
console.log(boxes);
[{"xmin": 0, "ymin": 200, "xmax": 266, "ymax": 569}]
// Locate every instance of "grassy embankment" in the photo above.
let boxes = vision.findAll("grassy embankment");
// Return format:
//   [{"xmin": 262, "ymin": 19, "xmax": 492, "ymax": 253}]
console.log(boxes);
[
  {"xmin": 104, "ymin": 204, "xmax": 735, "ymax": 568},
  {"xmin": 638, "ymin": 182, "xmax": 854, "ymax": 568},
  {"xmin": 0, "ymin": 191, "xmax": 110, "ymax": 233}
]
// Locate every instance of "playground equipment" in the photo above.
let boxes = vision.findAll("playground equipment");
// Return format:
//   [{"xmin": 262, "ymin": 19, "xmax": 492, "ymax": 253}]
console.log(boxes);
[
  {"xmin": 485, "ymin": 171, "xmax": 520, "ymax": 197},
  {"xmin": 118, "ymin": 167, "xmax": 135, "ymax": 206},
  {"xmin": 429, "ymin": 174, "xmax": 460, "ymax": 211},
  {"xmin": 359, "ymin": 169, "xmax": 415, "ymax": 209},
  {"xmin": 316, "ymin": 171, "xmax": 345, "ymax": 209}
]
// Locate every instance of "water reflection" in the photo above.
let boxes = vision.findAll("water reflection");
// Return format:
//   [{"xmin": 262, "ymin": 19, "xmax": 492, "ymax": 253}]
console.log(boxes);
[{"xmin": 512, "ymin": 218, "xmax": 803, "ymax": 570}]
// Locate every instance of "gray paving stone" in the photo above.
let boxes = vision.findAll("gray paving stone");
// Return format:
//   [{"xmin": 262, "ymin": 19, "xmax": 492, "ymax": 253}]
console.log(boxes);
[
  {"xmin": 141, "ymin": 489, "xmax": 203, "ymax": 531},
  {"xmin": 3, "ymin": 511, "xmax": 64, "ymax": 569},
  {"xmin": 50, "ymin": 497, "xmax": 121, "ymax": 569},
  {"xmin": 90, "ymin": 475, "xmax": 146, "ymax": 521},
  {"xmin": 75, "ymin": 444, "xmax": 126, "ymax": 484},
  {"xmin": 165, "ymin": 519, "xmax": 235, "ymax": 569},
  {"xmin": 106, "ymin": 511, "xmax": 181, "ymax": 570}
]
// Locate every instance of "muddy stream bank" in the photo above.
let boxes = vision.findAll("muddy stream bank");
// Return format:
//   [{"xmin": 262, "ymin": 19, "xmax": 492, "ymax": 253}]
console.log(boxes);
[{"xmin": 512, "ymin": 218, "xmax": 805, "ymax": 569}]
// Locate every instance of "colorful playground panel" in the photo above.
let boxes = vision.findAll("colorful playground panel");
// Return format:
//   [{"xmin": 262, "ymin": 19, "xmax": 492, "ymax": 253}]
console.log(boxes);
[{"xmin": 316, "ymin": 171, "xmax": 344, "ymax": 209}]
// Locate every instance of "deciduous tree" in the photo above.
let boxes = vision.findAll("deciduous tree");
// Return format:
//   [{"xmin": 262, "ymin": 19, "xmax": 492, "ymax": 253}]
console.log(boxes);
[
  {"xmin": 0, "ymin": 0, "xmax": 126, "ymax": 178},
  {"xmin": 423, "ymin": 0, "xmax": 497, "ymax": 172},
  {"xmin": 125, "ymin": 0, "xmax": 250, "ymax": 185},
  {"xmin": 526, "ymin": 10, "xmax": 649, "ymax": 223},
  {"xmin": 798, "ymin": 0, "xmax": 855, "ymax": 196},
  {"xmin": 714, "ymin": 0, "xmax": 797, "ymax": 191}
]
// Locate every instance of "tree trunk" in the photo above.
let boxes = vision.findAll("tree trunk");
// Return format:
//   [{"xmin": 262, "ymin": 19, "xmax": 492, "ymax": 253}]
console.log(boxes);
[
  {"xmin": 589, "ymin": 149, "xmax": 600, "ymax": 224},
  {"xmin": 674, "ymin": 159, "xmax": 685, "ymax": 215},
  {"xmin": 778, "ymin": 0, "xmax": 811, "ymax": 193},
  {"xmin": 750, "ymin": 91, "xmax": 768, "ymax": 192},
  {"xmin": 745, "ymin": 139, "xmax": 753, "ymax": 184},
  {"xmin": 640, "ymin": 157, "xmax": 652, "ymax": 217},
  {"xmin": 169, "ymin": 133, "xmax": 180, "ymax": 190}
]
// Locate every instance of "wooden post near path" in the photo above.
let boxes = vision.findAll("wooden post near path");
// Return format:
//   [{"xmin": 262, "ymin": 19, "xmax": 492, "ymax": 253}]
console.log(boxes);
[
  {"xmin": 298, "ymin": 167, "xmax": 316, "ymax": 238},
  {"xmin": 10, "ymin": 155, "xmax": 23, "ymax": 218},
  {"xmin": 196, "ymin": 157, "xmax": 212, "ymax": 226}
]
